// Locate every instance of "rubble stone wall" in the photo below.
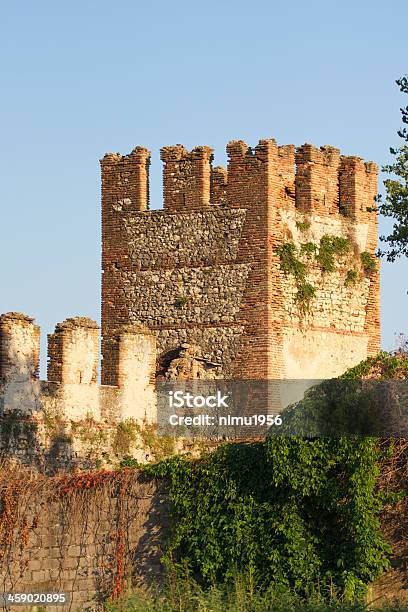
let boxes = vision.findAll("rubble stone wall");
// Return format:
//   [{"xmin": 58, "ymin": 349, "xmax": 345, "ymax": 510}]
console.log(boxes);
[{"xmin": 0, "ymin": 471, "xmax": 168, "ymax": 609}]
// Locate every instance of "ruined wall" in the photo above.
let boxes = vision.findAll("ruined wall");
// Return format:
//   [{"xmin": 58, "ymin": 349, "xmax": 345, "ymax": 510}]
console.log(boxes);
[
  {"xmin": 0, "ymin": 313, "xmax": 219, "ymax": 472},
  {"xmin": 101, "ymin": 138, "xmax": 379, "ymax": 383},
  {"xmin": 0, "ymin": 313, "xmax": 159, "ymax": 472}
]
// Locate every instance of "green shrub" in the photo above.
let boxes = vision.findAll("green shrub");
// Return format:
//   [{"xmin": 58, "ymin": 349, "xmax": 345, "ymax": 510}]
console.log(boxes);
[
  {"xmin": 317, "ymin": 236, "xmax": 350, "ymax": 273},
  {"xmin": 360, "ymin": 252, "xmax": 377, "ymax": 274},
  {"xmin": 142, "ymin": 437, "xmax": 390, "ymax": 601},
  {"xmin": 344, "ymin": 269, "xmax": 358, "ymax": 287}
]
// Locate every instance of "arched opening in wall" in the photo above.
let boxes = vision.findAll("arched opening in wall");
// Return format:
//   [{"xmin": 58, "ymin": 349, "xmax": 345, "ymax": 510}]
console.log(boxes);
[
  {"xmin": 156, "ymin": 347, "xmax": 180, "ymax": 378},
  {"xmin": 156, "ymin": 344, "xmax": 220, "ymax": 380}
]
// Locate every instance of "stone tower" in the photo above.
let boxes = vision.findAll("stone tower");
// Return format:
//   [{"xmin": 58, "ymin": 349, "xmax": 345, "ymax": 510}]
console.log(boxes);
[{"xmin": 100, "ymin": 139, "xmax": 379, "ymax": 382}]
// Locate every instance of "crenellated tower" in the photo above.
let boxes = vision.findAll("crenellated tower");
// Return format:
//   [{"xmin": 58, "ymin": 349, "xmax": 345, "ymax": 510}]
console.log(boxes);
[{"xmin": 100, "ymin": 138, "xmax": 380, "ymax": 381}]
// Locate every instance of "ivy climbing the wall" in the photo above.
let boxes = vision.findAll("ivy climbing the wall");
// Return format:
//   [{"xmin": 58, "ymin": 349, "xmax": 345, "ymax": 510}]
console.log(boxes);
[
  {"xmin": 275, "ymin": 232, "xmax": 377, "ymax": 313},
  {"xmin": 274, "ymin": 242, "xmax": 315, "ymax": 313},
  {"xmin": 140, "ymin": 438, "xmax": 390, "ymax": 601},
  {"xmin": 134, "ymin": 354, "xmax": 408, "ymax": 603}
]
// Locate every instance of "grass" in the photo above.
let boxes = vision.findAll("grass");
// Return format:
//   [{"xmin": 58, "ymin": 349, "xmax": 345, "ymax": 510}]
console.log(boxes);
[{"xmin": 103, "ymin": 573, "xmax": 408, "ymax": 612}]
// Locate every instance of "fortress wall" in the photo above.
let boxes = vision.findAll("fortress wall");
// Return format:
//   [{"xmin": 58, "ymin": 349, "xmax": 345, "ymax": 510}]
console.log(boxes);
[
  {"xmin": 119, "ymin": 208, "xmax": 249, "ymax": 376},
  {"xmin": 0, "ymin": 313, "xmax": 42, "ymax": 415},
  {"xmin": 278, "ymin": 147, "xmax": 379, "ymax": 379},
  {"xmin": 0, "ymin": 136, "xmax": 381, "ymax": 472},
  {"xmin": 0, "ymin": 313, "xmax": 40, "ymax": 383},
  {"xmin": 283, "ymin": 330, "xmax": 369, "ymax": 380},
  {"xmin": 0, "ymin": 316, "xmax": 158, "ymax": 472},
  {"xmin": 123, "ymin": 208, "xmax": 246, "ymax": 269},
  {"xmin": 225, "ymin": 139, "xmax": 297, "ymax": 379},
  {"xmin": 161, "ymin": 145, "xmax": 213, "ymax": 211},
  {"xmin": 0, "ymin": 471, "xmax": 168, "ymax": 609},
  {"xmin": 100, "ymin": 148, "xmax": 151, "ymax": 386},
  {"xmin": 279, "ymin": 211, "xmax": 372, "ymax": 330}
]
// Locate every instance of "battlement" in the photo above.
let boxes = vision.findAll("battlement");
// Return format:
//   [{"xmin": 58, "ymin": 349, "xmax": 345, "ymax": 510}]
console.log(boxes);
[
  {"xmin": 101, "ymin": 146, "xmax": 150, "ymax": 212},
  {"xmin": 0, "ymin": 312, "xmax": 156, "ymax": 418},
  {"xmin": 0, "ymin": 133, "xmax": 381, "ymax": 470},
  {"xmin": 100, "ymin": 138, "xmax": 378, "ymax": 221},
  {"xmin": 0, "ymin": 312, "xmax": 40, "ymax": 383}
]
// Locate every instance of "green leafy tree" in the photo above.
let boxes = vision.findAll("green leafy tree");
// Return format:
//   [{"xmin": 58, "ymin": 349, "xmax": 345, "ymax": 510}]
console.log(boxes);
[{"xmin": 378, "ymin": 76, "xmax": 408, "ymax": 261}]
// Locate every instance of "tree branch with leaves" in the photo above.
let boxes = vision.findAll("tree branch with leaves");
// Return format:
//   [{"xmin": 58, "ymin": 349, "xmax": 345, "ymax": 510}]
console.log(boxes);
[{"xmin": 377, "ymin": 76, "xmax": 408, "ymax": 261}]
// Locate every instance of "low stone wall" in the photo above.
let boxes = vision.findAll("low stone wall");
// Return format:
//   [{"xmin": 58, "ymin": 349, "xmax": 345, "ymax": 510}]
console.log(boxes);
[{"xmin": 0, "ymin": 468, "xmax": 168, "ymax": 610}]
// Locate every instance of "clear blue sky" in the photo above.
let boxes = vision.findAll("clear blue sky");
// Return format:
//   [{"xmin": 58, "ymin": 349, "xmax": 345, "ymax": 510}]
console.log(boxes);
[{"xmin": 1, "ymin": 0, "xmax": 407, "ymax": 376}]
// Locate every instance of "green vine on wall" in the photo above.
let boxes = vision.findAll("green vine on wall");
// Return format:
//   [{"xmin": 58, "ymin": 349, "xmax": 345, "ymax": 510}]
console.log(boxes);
[
  {"xmin": 139, "ymin": 438, "xmax": 390, "ymax": 601},
  {"xmin": 134, "ymin": 354, "xmax": 408, "ymax": 602},
  {"xmin": 274, "ymin": 243, "xmax": 315, "ymax": 313},
  {"xmin": 316, "ymin": 235, "xmax": 350, "ymax": 272},
  {"xmin": 360, "ymin": 251, "xmax": 377, "ymax": 274},
  {"xmin": 275, "ymin": 232, "xmax": 377, "ymax": 313}
]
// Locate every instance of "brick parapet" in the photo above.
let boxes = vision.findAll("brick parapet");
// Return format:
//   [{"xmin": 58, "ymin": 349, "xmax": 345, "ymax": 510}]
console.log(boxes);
[
  {"xmin": 100, "ymin": 139, "xmax": 378, "ymax": 220},
  {"xmin": 47, "ymin": 317, "xmax": 100, "ymax": 385},
  {"xmin": 225, "ymin": 138, "xmax": 284, "ymax": 379},
  {"xmin": 295, "ymin": 144, "xmax": 341, "ymax": 215},
  {"xmin": 160, "ymin": 145, "xmax": 213, "ymax": 212},
  {"xmin": 100, "ymin": 146, "xmax": 150, "ymax": 213},
  {"xmin": 103, "ymin": 324, "xmax": 156, "ymax": 388},
  {"xmin": 339, "ymin": 156, "xmax": 379, "ymax": 226},
  {"xmin": 210, "ymin": 166, "xmax": 228, "ymax": 205},
  {"xmin": 101, "ymin": 148, "xmax": 151, "ymax": 383},
  {"xmin": 1, "ymin": 313, "xmax": 156, "ymax": 420}
]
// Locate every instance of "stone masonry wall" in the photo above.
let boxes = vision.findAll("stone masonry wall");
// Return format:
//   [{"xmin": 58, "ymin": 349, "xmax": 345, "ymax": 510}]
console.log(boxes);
[
  {"xmin": 0, "ymin": 469, "xmax": 168, "ymax": 609},
  {"xmin": 279, "ymin": 209, "xmax": 375, "ymax": 378},
  {"xmin": 101, "ymin": 138, "xmax": 379, "ymax": 384},
  {"xmin": 0, "ymin": 314, "xmax": 219, "ymax": 472}
]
